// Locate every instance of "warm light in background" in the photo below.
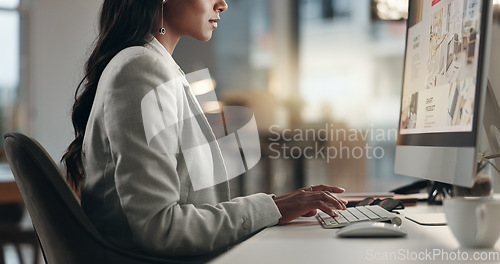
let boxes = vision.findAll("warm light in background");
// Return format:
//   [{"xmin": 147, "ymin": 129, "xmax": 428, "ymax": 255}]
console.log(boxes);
[
  {"xmin": 374, "ymin": 0, "xmax": 409, "ymax": 21},
  {"xmin": 495, "ymin": 0, "xmax": 500, "ymax": 6},
  {"xmin": 201, "ymin": 101, "xmax": 224, "ymax": 114},
  {"xmin": 191, "ymin": 77, "xmax": 222, "ymax": 113},
  {"xmin": 190, "ymin": 79, "xmax": 216, "ymax": 96}
]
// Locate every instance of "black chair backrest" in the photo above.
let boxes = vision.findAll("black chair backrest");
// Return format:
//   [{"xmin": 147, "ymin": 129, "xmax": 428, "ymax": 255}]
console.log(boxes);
[{"xmin": 3, "ymin": 132, "xmax": 195, "ymax": 264}]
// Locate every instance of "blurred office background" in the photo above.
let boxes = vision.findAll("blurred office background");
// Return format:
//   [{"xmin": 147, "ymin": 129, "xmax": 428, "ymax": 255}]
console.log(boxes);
[
  {"xmin": 1, "ymin": 0, "xmax": 500, "ymax": 262},
  {"xmin": 3, "ymin": 0, "xmax": 500, "ymax": 192}
]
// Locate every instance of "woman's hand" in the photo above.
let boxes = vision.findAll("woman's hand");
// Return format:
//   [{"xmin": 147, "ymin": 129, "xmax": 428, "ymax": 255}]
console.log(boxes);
[{"xmin": 272, "ymin": 185, "xmax": 347, "ymax": 225}]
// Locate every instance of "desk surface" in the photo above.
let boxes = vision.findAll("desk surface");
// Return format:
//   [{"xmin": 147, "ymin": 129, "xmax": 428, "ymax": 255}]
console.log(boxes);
[{"xmin": 211, "ymin": 203, "xmax": 500, "ymax": 264}]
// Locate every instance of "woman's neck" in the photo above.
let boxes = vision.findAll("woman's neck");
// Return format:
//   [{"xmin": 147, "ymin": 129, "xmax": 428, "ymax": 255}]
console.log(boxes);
[{"xmin": 153, "ymin": 30, "xmax": 180, "ymax": 55}]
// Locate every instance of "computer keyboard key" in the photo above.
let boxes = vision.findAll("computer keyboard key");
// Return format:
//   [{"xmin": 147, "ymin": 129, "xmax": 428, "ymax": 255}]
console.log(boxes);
[
  {"xmin": 338, "ymin": 210, "xmax": 358, "ymax": 222},
  {"xmin": 357, "ymin": 206, "xmax": 381, "ymax": 220},
  {"xmin": 346, "ymin": 207, "xmax": 369, "ymax": 221},
  {"xmin": 366, "ymin": 205, "xmax": 394, "ymax": 217},
  {"xmin": 318, "ymin": 211, "xmax": 332, "ymax": 218},
  {"xmin": 332, "ymin": 212, "xmax": 348, "ymax": 224}
]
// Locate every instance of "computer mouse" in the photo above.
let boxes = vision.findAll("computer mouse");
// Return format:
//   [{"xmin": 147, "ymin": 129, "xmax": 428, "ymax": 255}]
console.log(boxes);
[{"xmin": 336, "ymin": 222, "xmax": 407, "ymax": 238}]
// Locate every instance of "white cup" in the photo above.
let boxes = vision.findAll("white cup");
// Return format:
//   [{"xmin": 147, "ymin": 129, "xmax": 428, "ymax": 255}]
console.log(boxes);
[{"xmin": 443, "ymin": 197, "xmax": 500, "ymax": 248}]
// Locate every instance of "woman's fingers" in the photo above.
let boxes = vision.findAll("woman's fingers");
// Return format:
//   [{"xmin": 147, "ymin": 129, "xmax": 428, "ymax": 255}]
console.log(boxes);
[
  {"xmin": 273, "ymin": 185, "xmax": 348, "ymax": 224},
  {"xmin": 324, "ymin": 191, "xmax": 349, "ymax": 206},
  {"xmin": 314, "ymin": 201, "xmax": 336, "ymax": 218},
  {"xmin": 303, "ymin": 191, "xmax": 347, "ymax": 210},
  {"xmin": 310, "ymin": 185, "xmax": 348, "ymax": 206},
  {"xmin": 311, "ymin": 184, "xmax": 345, "ymax": 194},
  {"xmin": 302, "ymin": 210, "xmax": 317, "ymax": 217},
  {"xmin": 277, "ymin": 185, "xmax": 346, "ymax": 200}
]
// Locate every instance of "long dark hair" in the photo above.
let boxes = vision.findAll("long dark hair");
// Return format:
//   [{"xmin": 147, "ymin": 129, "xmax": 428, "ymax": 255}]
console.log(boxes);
[{"xmin": 62, "ymin": 0, "xmax": 161, "ymax": 192}]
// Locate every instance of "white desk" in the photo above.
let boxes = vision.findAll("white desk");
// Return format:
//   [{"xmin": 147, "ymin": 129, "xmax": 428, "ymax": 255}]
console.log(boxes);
[{"xmin": 211, "ymin": 203, "xmax": 500, "ymax": 263}]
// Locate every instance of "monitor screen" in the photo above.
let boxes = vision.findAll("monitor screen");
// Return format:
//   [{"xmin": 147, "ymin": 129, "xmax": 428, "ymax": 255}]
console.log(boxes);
[
  {"xmin": 398, "ymin": 0, "xmax": 488, "ymax": 147},
  {"xmin": 395, "ymin": 0, "xmax": 492, "ymax": 188}
]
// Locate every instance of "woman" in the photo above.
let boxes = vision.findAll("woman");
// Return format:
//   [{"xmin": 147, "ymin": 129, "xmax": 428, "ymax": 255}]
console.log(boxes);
[{"xmin": 62, "ymin": 0, "xmax": 347, "ymax": 258}]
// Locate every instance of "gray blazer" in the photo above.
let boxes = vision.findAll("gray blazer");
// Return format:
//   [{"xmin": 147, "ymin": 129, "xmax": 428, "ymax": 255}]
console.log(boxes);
[{"xmin": 81, "ymin": 36, "xmax": 281, "ymax": 257}]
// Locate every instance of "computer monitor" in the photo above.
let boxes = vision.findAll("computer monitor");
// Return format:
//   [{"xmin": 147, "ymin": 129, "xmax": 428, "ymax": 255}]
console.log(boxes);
[{"xmin": 395, "ymin": 0, "xmax": 496, "ymax": 193}]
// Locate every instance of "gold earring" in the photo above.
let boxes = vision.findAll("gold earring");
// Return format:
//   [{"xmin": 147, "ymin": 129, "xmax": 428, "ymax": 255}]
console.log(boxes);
[{"xmin": 159, "ymin": 0, "xmax": 167, "ymax": 35}]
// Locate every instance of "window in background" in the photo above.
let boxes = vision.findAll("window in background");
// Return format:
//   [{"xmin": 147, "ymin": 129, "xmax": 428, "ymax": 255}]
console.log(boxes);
[
  {"xmin": 203, "ymin": 0, "xmax": 419, "ymax": 194},
  {"xmin": 0, "ymin": 0, "xmax": 18, "ymax": 9},
  {"xmin": 214, "ymin": 0, "xmax": 273, "ymax": 93},
  {"xmin": 208, "ymin": 0, "xmax": 277, "ymax": 196},
  {"xmin": 298, "ymin": 0, "xmax": 415, "ymax": 192},
  {"xmin": 0, "ymin": 0, "xmax": 21, "ymax": 160}
]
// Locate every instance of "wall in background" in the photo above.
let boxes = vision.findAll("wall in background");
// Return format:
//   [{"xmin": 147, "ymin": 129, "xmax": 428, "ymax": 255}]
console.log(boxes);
[{"xmin": 30, "ymin": 0, "xmax": 101, "ymax": 161}]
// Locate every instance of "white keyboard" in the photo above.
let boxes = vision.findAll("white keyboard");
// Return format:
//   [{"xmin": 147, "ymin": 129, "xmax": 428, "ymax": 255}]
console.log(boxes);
[{"xmin": 316, "ymin": 205, "xmax": 402, "ymax": 228}]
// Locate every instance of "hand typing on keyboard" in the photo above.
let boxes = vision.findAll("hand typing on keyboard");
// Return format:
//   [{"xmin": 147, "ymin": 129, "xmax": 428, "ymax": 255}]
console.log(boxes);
[
  {"xmin": 316, "ymin": 205, "xmax": 403, "ymax": 228},
  {"xmin": 272, "ymin": 184, "xmax": 348, "ymax": 225}
]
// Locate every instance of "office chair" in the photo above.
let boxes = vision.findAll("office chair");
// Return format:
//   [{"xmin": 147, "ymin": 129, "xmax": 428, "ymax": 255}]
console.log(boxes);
[
  {"xmin": 3, "ymin": 132, "xmax": 201, "ymax": 264},
  {"xmin": 0, "ymin": 220, "xmax": 39, "ymax": 264}
]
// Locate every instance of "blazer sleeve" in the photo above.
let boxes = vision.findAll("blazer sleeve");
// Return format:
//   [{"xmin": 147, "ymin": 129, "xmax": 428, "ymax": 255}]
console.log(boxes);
[{"xmin": 101, "ymin": 50, "xmax": 282, "ymax": 256}]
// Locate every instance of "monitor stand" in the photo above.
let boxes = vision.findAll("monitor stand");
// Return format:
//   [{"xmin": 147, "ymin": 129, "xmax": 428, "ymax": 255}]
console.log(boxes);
[
  {"xmin": 391, "ymin": 179, "xmax": 452, "ymax": 205},
  {"xmin": 427, "ymin": 181, "xmax": 452, "ymax": 205}
]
